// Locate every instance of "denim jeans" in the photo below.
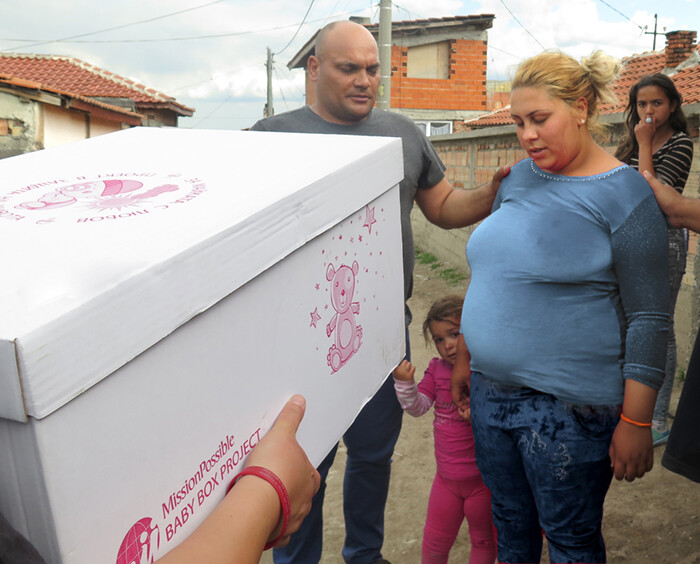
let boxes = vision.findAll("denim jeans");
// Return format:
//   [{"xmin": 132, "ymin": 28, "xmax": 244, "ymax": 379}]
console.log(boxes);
[
  {"xmin": 470, "ymin": 373, "xmax": 618, "ymax": 564},
  {"xmin": 273, "ymin": 333, "xmax": 407, "ymax": 564}
]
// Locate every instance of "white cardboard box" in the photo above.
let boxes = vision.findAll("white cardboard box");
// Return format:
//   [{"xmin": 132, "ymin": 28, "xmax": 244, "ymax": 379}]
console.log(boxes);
[{"xmin": 0, "ymin": 127, "xmax": 405, "ymax": 563}]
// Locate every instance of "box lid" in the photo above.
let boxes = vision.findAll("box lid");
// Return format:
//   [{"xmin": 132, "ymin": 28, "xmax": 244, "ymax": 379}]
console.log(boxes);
[{"xmin": 0, "ymin": 127, "xmax": 403, "ymax": 421}]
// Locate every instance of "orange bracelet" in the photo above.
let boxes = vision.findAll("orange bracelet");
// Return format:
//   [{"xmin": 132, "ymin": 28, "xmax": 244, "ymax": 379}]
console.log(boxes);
[{"xmin": 619, "ymin": 413, "xmax": 653, "ymax": 428}]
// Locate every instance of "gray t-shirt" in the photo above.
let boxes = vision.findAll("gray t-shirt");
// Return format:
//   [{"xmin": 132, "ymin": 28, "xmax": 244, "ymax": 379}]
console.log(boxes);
[
  {"xmin": 251, "ymin": 106, "xmax": 446, "ymax": 306},
  {"xmin": 0, "ymin": 513, "xmax": 46, "ymax": 564}
]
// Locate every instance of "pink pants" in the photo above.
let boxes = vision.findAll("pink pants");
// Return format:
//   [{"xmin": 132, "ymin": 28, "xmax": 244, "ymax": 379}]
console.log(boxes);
[{"xmin": 422, "ymin": 472, "xmax": 497, "ymax": 564}]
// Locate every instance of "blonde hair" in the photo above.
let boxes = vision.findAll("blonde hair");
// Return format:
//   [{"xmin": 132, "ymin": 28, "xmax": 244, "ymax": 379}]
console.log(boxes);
[{"xmin": 512, "ymin": 50, "xmax": 619, "ymax": 135}]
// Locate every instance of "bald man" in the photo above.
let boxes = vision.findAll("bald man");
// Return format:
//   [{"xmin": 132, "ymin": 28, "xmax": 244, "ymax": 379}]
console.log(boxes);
[{"xmin": 251, "ymin": 20, "xmax": 506, "ymax": 564}]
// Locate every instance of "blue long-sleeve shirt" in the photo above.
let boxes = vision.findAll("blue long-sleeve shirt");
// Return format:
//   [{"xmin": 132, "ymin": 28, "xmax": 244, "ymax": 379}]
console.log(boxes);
[{"xmin": 462, "ymin": 159, "xmax": 669, "ymax": 405}]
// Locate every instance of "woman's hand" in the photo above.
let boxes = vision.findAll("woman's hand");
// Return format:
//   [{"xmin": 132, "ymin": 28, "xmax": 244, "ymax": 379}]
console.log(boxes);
[
  {"xmin": 609, "ymin": 420, "xmax": 654, "ymax": 482},
  {"xmin": 244, "ymin": 395, "xmax": 321, "ymax": 546},
  {"xmin": 610, "ymin": 380, "xmax": 656, "ymax": 482},
  {"xmin": 393, "ymin": 360, "xmax": 416, "ymax": 382},
  {"xmin": 450, "ymin": 335, "xmax": 472, "ymax": 421}
]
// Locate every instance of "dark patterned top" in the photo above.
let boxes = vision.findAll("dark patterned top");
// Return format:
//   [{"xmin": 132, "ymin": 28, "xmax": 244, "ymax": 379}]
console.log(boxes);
[{"xmin": 629, "ymin": 131, "xmax": 693, "ymax": 193}]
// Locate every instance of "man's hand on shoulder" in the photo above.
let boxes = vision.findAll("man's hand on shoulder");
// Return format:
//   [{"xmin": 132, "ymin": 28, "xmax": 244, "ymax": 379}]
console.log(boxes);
[
  {"xmin": 415, "ymin": 164, "xmax": 511, "ymax": 229},
  {"xmin": 489, "ymin": 164, "xmax": 511, "ymax": 197}
]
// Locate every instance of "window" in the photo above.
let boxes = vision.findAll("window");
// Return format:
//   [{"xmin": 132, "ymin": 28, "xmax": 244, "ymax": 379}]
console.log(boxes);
[
  {"xmin": 406, "ymin": 42, "xmax": 450, "ymax": 79},
  {"xmin": 414, "ymin": 120, "xmax": 453, "ymax": 137}
]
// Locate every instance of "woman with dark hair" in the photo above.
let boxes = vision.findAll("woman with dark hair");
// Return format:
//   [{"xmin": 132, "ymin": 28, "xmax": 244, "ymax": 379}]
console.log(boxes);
[{"xmin": 615, "ymin": 73, "xmax": 694, "ymax": 446}]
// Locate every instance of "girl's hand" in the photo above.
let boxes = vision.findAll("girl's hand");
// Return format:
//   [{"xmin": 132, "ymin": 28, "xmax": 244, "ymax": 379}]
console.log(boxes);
[
  {"xmin": 393, "ymin": 359, "xmax": 416, "ymax": 382},
  {"xmin": 634, "ymin": 117, "xmax": 655, "ymax": 147},
  {"xmin": 609, "ymin": 420, "xmax": 654, "ymax": 482},
  {"xmin": 457, "ymin": 401, "xmax": 471, "ymax": 422}
]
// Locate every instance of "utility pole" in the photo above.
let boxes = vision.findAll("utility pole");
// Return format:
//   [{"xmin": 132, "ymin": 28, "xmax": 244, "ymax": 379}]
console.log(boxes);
[
  {"xmin": 377, "ymin": 0, "xmax": 392, "ymax": 110},
  {"xmin": 265, "ymin": 47, "xmax": 274, "ymax": 118},
  {"xmin": 644, "ymin": 14, "xmax": 665, "ymax": 51}
]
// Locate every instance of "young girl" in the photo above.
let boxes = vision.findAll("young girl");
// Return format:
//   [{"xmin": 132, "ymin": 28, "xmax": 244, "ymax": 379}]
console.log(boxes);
[
  {"xmin": 615, "ymin": 73, "xmax": 694, "ymax": 445},
  {"xmin": 393, "ymin": 296, "xmax": 496, "ymax": 564}
]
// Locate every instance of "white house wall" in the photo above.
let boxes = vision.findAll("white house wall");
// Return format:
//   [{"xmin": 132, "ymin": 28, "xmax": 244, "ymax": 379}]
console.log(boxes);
[{"xmin": 42, "ymin": 104, "xmax": 121, "ymax": 149}]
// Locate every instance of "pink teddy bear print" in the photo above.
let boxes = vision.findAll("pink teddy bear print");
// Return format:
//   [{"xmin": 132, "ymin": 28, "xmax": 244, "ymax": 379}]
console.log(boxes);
[{"xmin": 326, "ymin": 260, "xmax": 363, "ymax": 373}]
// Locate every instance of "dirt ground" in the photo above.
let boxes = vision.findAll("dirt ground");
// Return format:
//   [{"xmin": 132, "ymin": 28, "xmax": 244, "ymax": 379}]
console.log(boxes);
[{"xmin": 262, "ymin": 259, "xmax": 700, "ymax": 564}]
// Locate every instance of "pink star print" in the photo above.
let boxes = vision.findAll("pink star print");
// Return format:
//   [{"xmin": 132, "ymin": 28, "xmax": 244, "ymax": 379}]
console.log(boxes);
[
  {"xmin": 310, "ymin": 307, "xmax": 321, "ymax": 328},
  {"xmin": 363, "ymin": 205, "xmax": 376, "ymax": 234}
]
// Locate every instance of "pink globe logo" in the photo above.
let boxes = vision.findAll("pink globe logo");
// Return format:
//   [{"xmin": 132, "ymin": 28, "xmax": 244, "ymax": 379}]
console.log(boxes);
[{"xmin": 116, "ymin": 517, "xmax": 160, "ymax": 564}]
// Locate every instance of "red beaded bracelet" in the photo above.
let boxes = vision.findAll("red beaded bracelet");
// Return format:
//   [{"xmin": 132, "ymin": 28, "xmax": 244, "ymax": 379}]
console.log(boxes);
[{"xmin": 227, "ymin": 466, "xmax": 291, "ymax": 550}]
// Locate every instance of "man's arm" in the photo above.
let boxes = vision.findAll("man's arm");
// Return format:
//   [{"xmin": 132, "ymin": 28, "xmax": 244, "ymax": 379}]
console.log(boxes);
[
  {"xmin": 644, "ymin": 171, "xmax": 700, "ymax": 232},
  {"xmin": 414, "ymin": 166, "xmax": 510, "ymax": 229}
]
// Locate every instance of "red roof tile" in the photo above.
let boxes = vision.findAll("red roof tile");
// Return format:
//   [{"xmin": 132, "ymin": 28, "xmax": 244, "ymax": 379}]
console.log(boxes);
[
  {"xmin": 0, "ymin": 53, "xmax": 193, "ymax": 116},
  {"xmin": 466, "ymin": 42, "xmax": 699, "ymax": 129},
  {"xmin": 602, "ymin": 47, "xmax": 700, "ymax": 112},
  {"xmin": 464, "ymin": 106, "xmax": 513, "ymax": 128},
  {"xmin": 0, "ymin": 72, "xmax": 143, "ymax": 124}
]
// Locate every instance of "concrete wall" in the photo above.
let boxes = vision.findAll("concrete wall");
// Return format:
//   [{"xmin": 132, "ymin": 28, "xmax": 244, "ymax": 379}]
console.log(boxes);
[
  {"xmin": 0, "ymin": 92, "xmax": 42, "ymax": 158},
  {"xmin": 1, "ymin": 93, "xmax": 126, "ymax": 157},
  {"xmin": 412, "ymin": 106, "xmax": 700, "ymax": 369}
]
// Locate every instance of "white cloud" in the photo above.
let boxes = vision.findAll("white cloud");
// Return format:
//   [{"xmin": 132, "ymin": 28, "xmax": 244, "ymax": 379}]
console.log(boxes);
[
  {"xmin": 393, "ymin": 0, "xmax": 464, "ymax": 18},
  {"xmin": 476, "ymin": 0, "xmax": 689, "ymax": 80},
  {"xmin": 0, "ymin": 0, "xmax": 696, "ymax": 128}
]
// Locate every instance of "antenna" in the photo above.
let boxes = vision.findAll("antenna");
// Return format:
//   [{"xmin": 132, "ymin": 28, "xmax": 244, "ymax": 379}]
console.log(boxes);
[{"xmin": 644, "ymin": 14, "xmax": 666, "ymax": 51}]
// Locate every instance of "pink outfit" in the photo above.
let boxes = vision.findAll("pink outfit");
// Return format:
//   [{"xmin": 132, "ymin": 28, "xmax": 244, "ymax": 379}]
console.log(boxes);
[{"xmin": 394, "ymin": 357, "xmax": 496, "ymax": 564}]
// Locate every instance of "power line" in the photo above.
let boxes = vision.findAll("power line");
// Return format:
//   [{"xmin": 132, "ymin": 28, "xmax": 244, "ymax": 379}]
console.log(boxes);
[
  {"xmin": 274, "ymin": 67, "xmax": 304, "ymax": 102},
  {"xmin": 488, "ymin": 43, "xmax": 523, "ymax": 60},
  {"xmin": 0, "ymin": 10, "xmax": 364, "ymax": 46},
  {"xmin": 0, "ymin": 0, "xmax": 225, "ymax": 52},
  {"xmin": 498, "ymin": 0, "xmax": 546, "ymax": 50},
  {"xmin": 274, "ymin": 69, "xmax": 292, "ymax": 111},
  {"xmin": 187, "ymin": 93, "xmax": 237, "ymax": 129},
  {"xmin": 276, "ymin": 0, "xmax": 317, "ymax": 56},
  {"xmin": 596, "ymin": 0, "xmax": 644, "ymax": 30},
  {"xmin": 167, "ymin": 61, "xmax": 263, "ymax": 94},
  {"xmin": 323, "ymin": 0, "xmax": 345, "ymax": 27},
  {"xmin": 149, "ymin": 5, "xmax": 361, "ymax": 103},
  {"xmin": 392, "ymin": 3, "xmax": 425, "ymax": 20}
]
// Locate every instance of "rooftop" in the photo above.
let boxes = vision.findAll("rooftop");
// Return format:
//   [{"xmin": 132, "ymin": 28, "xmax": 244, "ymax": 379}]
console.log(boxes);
[
  {"xmin": 0, "ymin": 53, "xmax": 193, "ymax": 116},
  {"xmin": 465, "ymin": 31, "xmax": 700, "ymax": 129},
  {"xmin": 288, "ymin": 14, "xmax": 495, "ymax": 70}
]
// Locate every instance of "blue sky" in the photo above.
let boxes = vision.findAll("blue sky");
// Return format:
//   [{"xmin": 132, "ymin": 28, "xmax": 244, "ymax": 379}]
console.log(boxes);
[{"xmin": 0, "ymin": 0, "xmax": 696, "ymax": 130}]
